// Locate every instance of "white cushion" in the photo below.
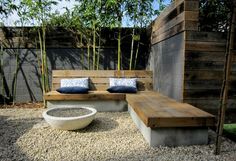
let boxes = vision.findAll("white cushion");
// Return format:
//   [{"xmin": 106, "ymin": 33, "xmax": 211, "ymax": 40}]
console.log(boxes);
[
  {"xmin": 109, "ymin": 78, "xmax": 137, "ymax": 88},
  {"xmin": 61, "ymin": 78, "xmax": 89, "ymax": 88}
]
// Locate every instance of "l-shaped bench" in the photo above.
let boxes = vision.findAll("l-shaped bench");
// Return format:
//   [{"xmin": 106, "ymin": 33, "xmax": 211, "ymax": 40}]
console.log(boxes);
[{"xmin": 44, "ymin": 70, "xmax": 215, "ymax": 147}]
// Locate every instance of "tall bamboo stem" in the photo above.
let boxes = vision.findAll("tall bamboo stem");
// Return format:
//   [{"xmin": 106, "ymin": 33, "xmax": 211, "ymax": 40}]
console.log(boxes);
[
  {"xmin": 215, "ymin": 5, "xmax": 235, "ymax": 155},
  {"xmin": 38, "ymin": 29, "xmax": 45, "ymax": 96},
  {"xmin": 117, "ymin": 29, "xmax": 121, "ymax": 70},
  {"xmin": 13, "ymin": 51, "xmax": 19, "ymax": 105},
  {"xmin": 0, "ymin": 45, "xmax": 5, "ymax": 104},
  {"xmin": 43, "ymin": 26, "xmax": 49, "ymax": 92},
  {"xmin": 134, "ymin": 42, "xmax": 140, "ymax": 69},
  {"xmin": 92, "ymin": 22, "xmax": 96, "ymax": 70},
  {"xmin": 97, "ymin": 29, "xmax": 101, "ymax": 70},
  {"xmin": 87, "ymin": 41, "xmax": 90, "ymax": 70},
  {"xmin": 129, "ymin": 29, "xmax": 135, "ymax": 70}
]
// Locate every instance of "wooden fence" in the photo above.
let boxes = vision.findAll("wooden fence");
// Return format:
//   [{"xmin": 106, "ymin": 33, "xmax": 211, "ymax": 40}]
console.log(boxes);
[{"xmin": 149, "ymin": 0, "xmax": 236, "ymax": 111}]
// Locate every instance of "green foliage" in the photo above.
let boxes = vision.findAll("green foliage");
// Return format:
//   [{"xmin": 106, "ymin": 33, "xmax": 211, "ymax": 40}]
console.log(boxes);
[
  {"xmin": 0, "ymin": 0, "xmax": 17, "ymax": 18},
  {"xmin": 14, "ymin": 0, "xmax": 58, "ymax": 104},
  {"xmin": 20, "ymin": 0, "xmax": 57, "ymax": 26},
  {"xmin": 222, "ymin": 123, "xmax": 236, "ymax": 143},
  {"xmin": 199, "ymin": 0, "xmax": 232, "ymax": 32},
  {"xmin": 224, "ymin": 124, "xmax": 236, "ymax": 135}
]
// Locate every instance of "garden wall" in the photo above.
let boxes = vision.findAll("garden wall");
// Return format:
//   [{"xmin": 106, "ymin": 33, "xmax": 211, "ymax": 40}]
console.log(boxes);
[
  {"xmin": 149, "ymin": 0, "xmax": 236, "ymax": 112},
  {"xmin": 184, "ymin": 31, "xmax": 236, "ymax": 111},
  {"xmin": 0, "ymin": 27, "xmax": 149, "ymax": 103}
]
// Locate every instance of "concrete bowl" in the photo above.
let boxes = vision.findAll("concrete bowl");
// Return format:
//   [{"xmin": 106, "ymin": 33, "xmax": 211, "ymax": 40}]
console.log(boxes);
[{"xmin": 43, "ymin": 106, "xmax": 97, "ymax": 130}]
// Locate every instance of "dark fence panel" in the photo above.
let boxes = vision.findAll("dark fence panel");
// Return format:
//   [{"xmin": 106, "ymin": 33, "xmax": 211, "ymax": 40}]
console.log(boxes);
[{"xmin": 0, "ymin": 27, "xmax": 149, "ymax": 103}]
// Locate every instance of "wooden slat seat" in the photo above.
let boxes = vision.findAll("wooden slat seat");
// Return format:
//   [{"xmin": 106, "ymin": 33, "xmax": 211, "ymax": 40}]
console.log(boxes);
[
  {"xmin": 126, "ymin": 91, "xmax": 215, "ymax": 128},
  {"xmin": 45, "ymin": 91, "xmax": 126, "ymax": 101},
  {"xmin": 44, "ymin": 70, "xmax": 153, "ymax": 101},
  {"xmin": 51, "ymin": 70, "xmax": 153, "ymax": 91}
]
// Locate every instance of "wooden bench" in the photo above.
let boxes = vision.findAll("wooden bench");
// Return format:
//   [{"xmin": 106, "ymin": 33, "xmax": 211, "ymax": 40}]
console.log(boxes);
[
  {"xmin": 44, "ymin": 70, "xmax": 153, "ymax": 111},
  {"xmin": 44, "ymin": 70, "xmax": 215, "ymax": 146}
]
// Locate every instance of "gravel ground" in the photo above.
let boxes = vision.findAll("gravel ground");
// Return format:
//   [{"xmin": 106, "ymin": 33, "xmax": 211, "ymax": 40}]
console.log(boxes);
[{"xmin": 0, "ymin": 108, "xmax": 236, "ymax": 161}]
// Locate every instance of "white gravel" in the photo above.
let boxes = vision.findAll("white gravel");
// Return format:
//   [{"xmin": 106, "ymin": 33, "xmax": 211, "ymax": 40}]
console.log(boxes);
[{"xmin": 0, "ymin": 108, "xmax": 235, "ymax": 161}]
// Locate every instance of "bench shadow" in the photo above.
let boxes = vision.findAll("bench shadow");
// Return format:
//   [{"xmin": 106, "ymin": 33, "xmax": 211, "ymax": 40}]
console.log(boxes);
[
  {"xmin": 73, "ymin": 116, "xmax": 119, "ymax": 133},
  {"xmin": 0, "ymin": 115, "xmax": 42, "ymax": 161}
]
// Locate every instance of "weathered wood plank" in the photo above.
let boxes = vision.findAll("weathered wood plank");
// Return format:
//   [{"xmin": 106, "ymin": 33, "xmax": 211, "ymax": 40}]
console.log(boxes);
[
  {"xmin": 184, "ymin": 20, "xmax": 199, "ymax": 31},
  {"xmin": 51, "ymin": 70, "xmax": 153, "ymax": 91},
  {"xmin": 152, "ymin": 21, "xmax": 185, "ymax": 44},
  {"xmin": 153, "ymin": 12, "xmax": 185, "ymax": 37},
  {"xmin": 185, "ymin": 70, "xmax": 236, "ymax": 80},
  {"xmin": 53, "ymin": 70, "xmax": 153, "ymax": 78},
  {"xmin": 114, "ymin": 70, "xmax": 153, "ymax": 77},
  {"xmin": 184, "ymin": 98, "xmax": 236, "ymax": 110},
  {"xmin": 184, "ymin": 0, "xmax": 199, "ymax": 11},
  {"xmin": 185, "ymin": 61, "xmax": 236, "ymax": 71},
  {"xmin": 44, "ymin": 91, "xmax": 126, "ymax": 101},
  {"xmin": 53, "ymin": 70, "xmax": 115, "ymax": 78},
  {"xmin": 185, "ymin": 51, "xmax": 228, "ymax": 61},
  {"xmin": 53, "ymin": 77, "xmax": 153, "ymax": 84},
  {"xmin": 185, "ymin": 41, "xmax": 226, "ymax": 51},
  {"xmin": 184, "ymin": 80, "xmax": 236, "ymax": 90},
  {"xmin": 185, "ymin": 11, "xmax": 199, "ymax": 21},
  {"xmin": 185, "ymin": 31, "xmax": 227, "ymax": 42},
  {"xmin": 127, "ymin": 91, "xmax": 215, "ymax": 128},
  {"xmin": 52, "ymin": 82, "xmax": 153, "ymax": 91},
  {"xmin": 184, "ymin": 89, "xmax": 236, "ymax": 99},
  {"xmin": 152, "ymin": 11, "xmax": 197, "ymax": 41},
  {"xmin": 152, "ymin": 0, "xmax": 184, "ymax": 31}
]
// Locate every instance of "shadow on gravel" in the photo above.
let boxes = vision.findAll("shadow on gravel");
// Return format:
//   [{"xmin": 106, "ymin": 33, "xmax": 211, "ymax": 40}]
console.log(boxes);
[
  {"xmin": 74, "ymin": 117, "xmax": 119, "ymax": 133},
  {"xmin": 0, "ymin": 115, "xmax": 42, "ymax": 161}
]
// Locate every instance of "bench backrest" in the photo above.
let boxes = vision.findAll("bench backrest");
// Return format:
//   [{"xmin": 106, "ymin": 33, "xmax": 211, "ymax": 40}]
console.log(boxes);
[{"xmin": 52, "ymin": 70, "xmax": 153, "ymax": 91}]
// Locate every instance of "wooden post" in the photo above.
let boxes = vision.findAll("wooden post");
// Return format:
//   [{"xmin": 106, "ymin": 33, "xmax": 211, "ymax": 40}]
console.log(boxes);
[{"xmin": 215, "ymin": 2, "xmax": 236, "ymax": 155}]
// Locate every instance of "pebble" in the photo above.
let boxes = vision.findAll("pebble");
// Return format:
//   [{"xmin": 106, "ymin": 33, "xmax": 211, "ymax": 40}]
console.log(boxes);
[{"xmin": 0, "ymin": 108, "xmax": 235, "ymax": 161}]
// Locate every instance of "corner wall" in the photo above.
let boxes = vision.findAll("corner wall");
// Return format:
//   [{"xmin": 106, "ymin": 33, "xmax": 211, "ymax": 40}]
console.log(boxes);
[
  {"xmin": 149, "ymin": 32, "xmax": 185, "ymax": 101},
  {"xmin": 149, "ymin": 0, "xmax": 236, "ymax": 112},
  {"xmin": 148, "ymin": 0, "xmax": 199, "ymax": 101}
]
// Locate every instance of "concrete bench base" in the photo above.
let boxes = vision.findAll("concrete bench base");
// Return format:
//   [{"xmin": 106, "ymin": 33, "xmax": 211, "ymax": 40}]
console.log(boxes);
[
  {"xmin": 128, "ymin": 105, "xmax": 208, "ymax": 147},
  {"xmin": 47, "ymin": 100, "xmax": 127, "ymax": 112}
]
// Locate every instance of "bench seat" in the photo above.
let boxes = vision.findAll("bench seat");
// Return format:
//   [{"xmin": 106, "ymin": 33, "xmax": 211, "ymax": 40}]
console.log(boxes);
[
  {"xmin": 126, "ymin": 91, "xmax": 215, "ymax": 146},
  {"xmin": 44, "ymin": 91, "xmax": 126, "ymax": 101},
  {"xmin": 126, "ymin": 91, "xmax": 215, "ymax": 128}
]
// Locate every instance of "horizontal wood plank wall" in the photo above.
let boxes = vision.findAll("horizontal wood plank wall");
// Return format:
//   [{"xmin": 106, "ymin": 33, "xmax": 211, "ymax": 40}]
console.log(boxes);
[
  {"xmin": 183, "ymin": 31, "xmax": 236, "ymax": 110},
  {"xmin": 151, "ymin": 0, "xmax": 199, "ymax": 45},
  {"xmin": 150, "ymin": 0, "xmax": 236, "ymax": 111},
  {"xmin": 150, "ymin": 0, "xmax": 199, "ymax": 101},
  {"xmin": 52, "ymin": 70, "xmax": 153, "ymax": 91}
]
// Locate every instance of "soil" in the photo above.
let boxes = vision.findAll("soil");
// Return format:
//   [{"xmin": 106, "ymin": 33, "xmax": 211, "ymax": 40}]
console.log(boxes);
[{"xmin": 0, "ymin": 102, "xmax": 43, "ymax": 109}]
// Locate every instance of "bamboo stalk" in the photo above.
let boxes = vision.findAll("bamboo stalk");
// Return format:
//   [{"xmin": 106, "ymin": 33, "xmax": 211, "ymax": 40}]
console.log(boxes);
[
  {"xmin": 93, "ymin": 23, "xmax": 96, "ymax": 70},
  {"xmin": 117, "ymin": 29, "xmax": 121, "ymax": 70},
  {"xmin": 96, "ymin": 29, "xmax": 101, "ymax": 70},
  {"xmin": 43, "ymin": 27, "xmax": 49, "ymax": 92},
  {"xmin": 38, "ymin": 29, "xmax": 45, "ymax": 96},
  {"xmin": 87, "ymin": 41, "xmax": 90, "ymax": 70},
  {"xmin": 12, "ymin": 52, "xmax": 19, "ymax": 105},
  {"xmin": 134, "ymin": 41, "xmax": 140, "ymax": 69},
  {"xmin": 0, "ymin": 45, "xmax": 5, "ymax": 104},
  {"xmin": 129, "ymin": 29, "xmax": 135, "ymax": 70},
  {"xmin": 215, "ymin": 5, "xmax": 235, "ymax": 155}
]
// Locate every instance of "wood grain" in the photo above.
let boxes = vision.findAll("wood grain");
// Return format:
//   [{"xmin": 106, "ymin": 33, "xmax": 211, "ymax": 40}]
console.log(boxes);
[
  {"xmin": 44, "ymin": 91, "xmax": 126, "ymax": 101},
  {"xmin": 51, "ymin": 70, "xmax": 153, "ymax": 91},
  {"xmin": 127, "ymin": 91, "xmax": 215, "ymax": 128}
]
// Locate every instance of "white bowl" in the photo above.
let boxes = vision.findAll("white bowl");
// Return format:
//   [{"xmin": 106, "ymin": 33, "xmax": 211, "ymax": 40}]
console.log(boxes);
[{"xmin": 43, "ymin": 106, "xmax": 97, "ymax": 130}]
